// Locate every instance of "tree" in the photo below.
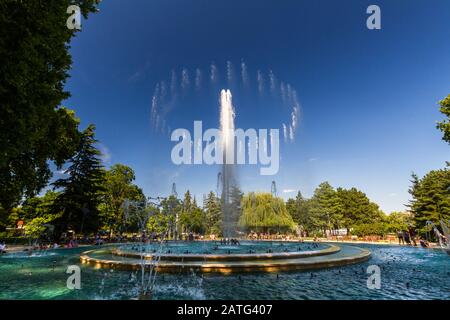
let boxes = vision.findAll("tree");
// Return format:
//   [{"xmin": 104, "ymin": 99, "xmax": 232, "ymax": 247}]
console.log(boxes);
[
  {"xmin": 0, "ymin": 0, "xmax": 99, "ymax": 212},
  {"xmin": 147, "ymin": 209, "xmax": 170, "ymax": 235},
  {"xmin": 182, "ymin": 190, "xmax": 193, "ymax": 213},
  {"xmin": 21, "ymin": 191, "xmax": 60, "ymax": 221},
  {"xmin": 204, "ymin": 191, "xmax": 222, "ymax": 236},
  {"xmin": 161, "ymin": 195, "xmax": 182, "ymax": 217},
  {"xmin": 306, "ymin": 183, "xmax": 384, "ymax": 236},
  {"xmin": 178, "ymin": 190, "xmax": 207, "ymax": 234},
  {"xmin": 52, "ymin": 125, "xmax": 105, "ymax": 239},
  {"xmin": 437, "ymin": 94, "xmax": 450, "ymax": 145},
  {"xmin": 9, "ymin": 191, "xmax": 62, "ymax": 240},
  {"xmin": 4, "ymin": 207, "xmax": 21, "ymax": 231},
  {"xmin": 385, "ymin": 211, "xmax": 413, "ymax": 233},
  {"xmin": 227, "ymin": 186, "xmax": 243, "ymax": 235},
  {"xmin": 25, "ymin": 214, "xmax": 61, "ymax": 241},
  {"xmin": 100, "ymin": 164, "xmax": 144, "ymax": 236},
  {"xmin": 239, "ymin": 192, "xmax": 296, "ymax": 233},
  {"xmin": 351, "ymin": 221, "xmax": 388, "ymax": 237},
  {"xmin": 160, "ymin": 195, "xmax": 182, "ymax": 239},
  {"xmin": 309, "ymin": 182, "xmax": 341, "ymax": 235},
  {"xmin": 179, "ymin": 207, "xmax": 206, "ymax": 234},
  {"xmin": 335, "ymin": 187, "xmax": 383, "ymax": 235},
  {"xmin": 409, "ymin": 169, "xmax": 450, "ymax": 235},
  {"xmin": 286, "ymin": 191, "xmax": 312, "ymax": 235}
]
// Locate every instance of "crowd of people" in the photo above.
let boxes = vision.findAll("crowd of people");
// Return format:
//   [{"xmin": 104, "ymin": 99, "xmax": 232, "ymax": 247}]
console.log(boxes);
[
  {"xmin": 246, "ymin": 231, "xmax": 293, "ymax": 241},
  {"xmin": 219, "ymin": 238, "xmax": 240, "ymax": 245},
  {"xmin": 396, "ymin": 227, "xmax": 434, "ymax": 248},
  {"xmin": 397, "ymin": 227, "xmax": 418, "ymax": 246}
]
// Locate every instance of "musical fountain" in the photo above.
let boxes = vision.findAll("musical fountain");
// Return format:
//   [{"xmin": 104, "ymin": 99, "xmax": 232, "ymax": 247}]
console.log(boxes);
[
  {"xmin": 2, "ymin": 90, "xmax": 449, "ymax": 299},
  {"xmin": 220, "ymin": 89, "xmax": 238, "ymax": 238},
  {"xmin": 79, "ymin": 89, "xmax": 371, "ymax": 275}
]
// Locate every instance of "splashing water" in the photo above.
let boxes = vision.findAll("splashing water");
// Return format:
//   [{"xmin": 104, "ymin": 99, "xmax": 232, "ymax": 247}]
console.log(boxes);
[{"xmin": 220, "ymin": 89, "xmax": 238, "ymax": 238}]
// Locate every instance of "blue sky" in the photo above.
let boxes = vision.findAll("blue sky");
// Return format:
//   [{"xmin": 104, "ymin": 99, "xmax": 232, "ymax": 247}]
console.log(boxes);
[{"xmin": 64, "ymin": 0, "xmax": 450, "ymax": 213}]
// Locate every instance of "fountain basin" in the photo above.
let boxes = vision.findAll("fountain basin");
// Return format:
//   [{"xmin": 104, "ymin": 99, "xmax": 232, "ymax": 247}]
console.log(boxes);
[
  {"xmin": 111, "ymin": 244, "xmax": 340, "ymax": 261},
  {"xmin": 80, "ymin": 242, "xmax": 371, "ymax": 273}
]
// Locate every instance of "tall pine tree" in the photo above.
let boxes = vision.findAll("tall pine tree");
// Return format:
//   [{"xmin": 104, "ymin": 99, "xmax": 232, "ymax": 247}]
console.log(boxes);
[
  {"xmin": 409, "ymin": 169, "xmax": 450, "ymax": 235},
  {"xmin": 182, "ymin": 190, "xmax": 193, "ymax": 213},
  {"xmin": 286, "ymin": 191, "xmax": 312, "ymax": 235},
  {"xmin": 309, "ymin": 182, "xmax": 341, "ymax": 235},
  {"xmin": 204, "ymin": 191, "xmax": 222, "ymax": 235},
  {"xmin": 52, "ymin": 125, "xmax": 105, "ymax": 239}
]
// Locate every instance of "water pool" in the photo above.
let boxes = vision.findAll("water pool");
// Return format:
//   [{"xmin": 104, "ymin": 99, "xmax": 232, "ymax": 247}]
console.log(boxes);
[
  {"xmin": 0, "ymin": 242, "xmax": 449, "ymax": 300},
  {"xmin": 118, "ymin": 240, "xmax": 327, "ymax": 255}
]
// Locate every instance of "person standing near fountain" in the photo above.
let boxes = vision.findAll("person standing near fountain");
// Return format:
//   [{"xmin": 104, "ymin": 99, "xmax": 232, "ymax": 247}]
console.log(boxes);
[
  {"xmin": 397, "ymin": 231, "xmax": 405, "ymax": 245},
  {"xmin": 408, "ymin": 226, "xmax": 417, "ymax": 246}
]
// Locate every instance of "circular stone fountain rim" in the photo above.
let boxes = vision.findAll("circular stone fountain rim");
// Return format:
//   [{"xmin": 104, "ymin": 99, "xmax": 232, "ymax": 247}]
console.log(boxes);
[
  {"xmin": 79, "ymin": 245, "xmax": 371, "ymax": 273},
  {"xmin": 111, "ymin": 243, "xmax": 340, "ymax": 261}
]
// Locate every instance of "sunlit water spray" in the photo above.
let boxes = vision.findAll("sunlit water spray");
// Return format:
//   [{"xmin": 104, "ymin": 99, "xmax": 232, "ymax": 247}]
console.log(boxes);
[{"xmin": 220, "ymin": 89, "xmax": 238, "ymax": 238}]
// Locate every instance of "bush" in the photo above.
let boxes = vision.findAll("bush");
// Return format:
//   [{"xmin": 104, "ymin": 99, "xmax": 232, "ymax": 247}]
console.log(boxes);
[{"xmin": 352, "ymin": 222, "xmax": 388, "ymax": 237}]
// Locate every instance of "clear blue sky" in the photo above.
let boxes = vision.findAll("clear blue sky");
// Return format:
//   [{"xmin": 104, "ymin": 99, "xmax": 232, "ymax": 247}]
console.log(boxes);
[{"xmin": 64, "ymin": 0, "xmax": 450, "ymax": 213}]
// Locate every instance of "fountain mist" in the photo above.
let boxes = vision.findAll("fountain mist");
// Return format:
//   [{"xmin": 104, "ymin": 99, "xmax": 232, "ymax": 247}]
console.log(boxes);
[{"xmin": 220, "ymin": 89, "xmax": 238, "ymax": 238}]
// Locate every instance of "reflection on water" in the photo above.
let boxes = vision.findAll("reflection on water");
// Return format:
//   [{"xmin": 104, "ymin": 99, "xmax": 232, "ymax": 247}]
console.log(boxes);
[{"xmin": 2, "ymin": 251, "xmax": 59, "ymax": 259}]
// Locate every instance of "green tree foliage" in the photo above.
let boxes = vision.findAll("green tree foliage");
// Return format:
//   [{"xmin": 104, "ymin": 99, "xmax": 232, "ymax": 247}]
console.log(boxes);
[
  {"xmin": 204, "ymin": 191, "xmax": 222, "ymax": 236},
  {"xmin": 335, "ymin": 187, "xmax": 383, "ymax": 234},
  {"xmin": 21, "ymin": 191, "xmax": 60, "ymax": 221},
  {"xmin": 436, "ymin": 94, "xmax": 450, "ymax": 145},
  {"xmin": 239, "ymin": 193, "xmax": 296, "ymax": 232},
  {"xmin": 179, "ymin": 207, "xmax": 206, "ymax": 234},
  {"xmin": 125, "ymin": 201, "xmax": 158, "ymax": 233},
  {"xmin": 409, "ymin": 169, "xmax": 450, "ymax": 235},
  {"xmin": 24, "ymin": 213, "xmax": 61, "ymax": 240},
  {"xmin": 289, "ymin": 184, "xmax": 385, "ymax": 236},
  {"xmin": 161, "ymin": 195, "xmax": 182, "ymax": 217},
  {"xmin": 146, "ymin": 206, "xmax": 171, "ymax": 235},
  {"xmin": 9, "ymin": 191, "xmax": 61, "ymax": 239},
  {"xmin": 160, "ymin": 195, "xmax": 182, "ymax": 238},
  {"xmin": 351, "ymin": 221, "xmax": 388, "ymax": 237},
  {"xmin": 4, "ymin": 207, "xmax": 21, "ymax": 230},
  {"xmin": 100, "ymin": 164, "xmax": 144, "ymax": 235},
  {"xmin": 385, "ymin": 211, "xmax": 413, "ymax": 233},
  {"xmin": 178, "ymin": 190, "xmax": 206, "ymax": 234},
  {"xmin": 0, "ymin": 0, "xmax": 99, "ymax": 211},
  {"xmin": 286, "ymin": 192, "xmax": 312, "ymax": 235},
  {"xmin": 52, "ymin": 125, "xmax": 105, "ymax": 238},
  {"xmin": 309, "ymin": 182, "xmax": 341, "ymax": 233},
  {"xmin": 182, "ymin": 190, "xmax": 193, "ymax": 213}
]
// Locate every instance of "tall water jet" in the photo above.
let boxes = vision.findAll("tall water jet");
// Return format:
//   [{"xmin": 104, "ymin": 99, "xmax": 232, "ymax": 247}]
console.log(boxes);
[{"xmin": 220, "ymin": 89, "xmax": 238, "ymax": 238}]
